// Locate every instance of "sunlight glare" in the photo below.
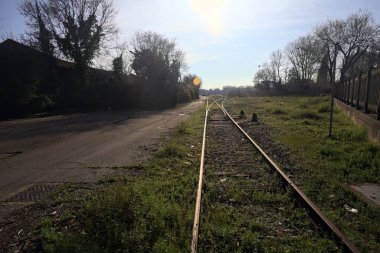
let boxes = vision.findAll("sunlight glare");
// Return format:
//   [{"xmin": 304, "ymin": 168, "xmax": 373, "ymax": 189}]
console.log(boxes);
[{"xmin": 189, "ymin": 0, "xmax": 225, "ymax": 35}]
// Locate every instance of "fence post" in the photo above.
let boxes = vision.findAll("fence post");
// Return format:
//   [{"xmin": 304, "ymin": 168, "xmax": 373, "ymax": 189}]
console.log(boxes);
[
  {"xmin": 356, "ymin": 72, "xmax": 362, "ymax": 109},
  {"xmin": 343, "ymin": 80, "xmax": 348, "ymax": 102},
  {"xmin": 364, "ymin": 66, "xmax": 372, "ymax": 113},
  {"xmin": 338, "ymin": 82, "xmax": 342, "ymax": 100},
  {"xmin": 336, "ymin": 82, "xmax": 342, "ymax": 100},
  {"xmin": 342, "ymin": 81, "xmax": 346, "ymax": 102},
  {"xmin": 335, "ymin": 83, "xmax": 340, "ymax": 100},
  {"xmin": 347, "ymin": 79, "xmax": 351, "ymax": 104},
  {"xmin": 350, "ymin": 78, "xmax": 355, "ymax": 106}
]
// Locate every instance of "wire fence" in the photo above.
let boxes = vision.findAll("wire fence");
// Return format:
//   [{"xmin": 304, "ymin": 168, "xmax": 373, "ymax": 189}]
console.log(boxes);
[{"xmin": 336, "ymin": 67, "xmax": 380, "ymax": 120}]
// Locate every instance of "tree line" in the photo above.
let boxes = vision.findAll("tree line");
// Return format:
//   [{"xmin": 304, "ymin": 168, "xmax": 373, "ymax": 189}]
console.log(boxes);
[
  {"xmin": 253, "ymin": 10, "xmax": 380, "ymax": 136},
  {"xmin": 0, "ymin": 0, "xmax": 201, "ymax": 119},
  {"xmin": 253, "ymin": 11, "xmax": 380, "ymax": 92}
]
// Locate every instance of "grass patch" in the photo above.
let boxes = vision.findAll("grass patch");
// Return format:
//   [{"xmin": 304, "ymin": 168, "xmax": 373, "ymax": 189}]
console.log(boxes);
[
  {"xmin": 157, "ymin": 143, "xmax": 186, "ymax": 158},
  {"xmin": 318, "ymin": 105, "xmax": 330, "ymax": 113},
  {"xmin": 36, "ymin": 105, "xmax": 206, "ymax": 252},
  {"xmin": 293, "ymin": 111, "xmax": 321, "ymax": 120},
  {"xmin": 227, "ymin": 96, "xmax": 380, "ymax": 252},
  {"xmin": 272, "ymin": 108, "xmax": 287, "ymax": 115}
]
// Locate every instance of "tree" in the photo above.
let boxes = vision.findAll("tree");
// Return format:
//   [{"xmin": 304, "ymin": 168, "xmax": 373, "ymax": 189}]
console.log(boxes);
[
  {"xmin": 19, "ymin": 0, "xmax": 118, "ymax": 74},
  {"xmin": 315, "ymin": 19, "xmax": 345, "ymax": 138},
  {"xmin": 337, "ymin": 11, "xmax": 380, "ymax": 81},
  {"xmin": 315, "ymin": 11, "xmax": 380, "ymax": 137},
  {"xmin": 183, "ymin": 74, "xmax": 202, "ymax": 99},
  {"xmin": 253, "ymin": 50, "xmax": 284, "ymax": 88},
  {"xmin": 316, "ymin": 52, "xmax": 330, "ymax": 85},
  {"xmin": 112, "ymin": 53, "xmax": 124, "ymax": 79},
  {"xmin": 286, "ymin": 35, "xmax": 321, "ymax": 87},
  {"xmin": 130, "ymin": 31, "xmax": 187, "ymax": 106},
  {"xmin": 270, "ymin": 50, "xmax": 283, "ymax": 84},
  {"xmin": 19, "ymin": 0, "xmax": 54, "ymax": 55},
  {"xmin": 256, "ymin": 62, "xmax": 276, "ymax": 83}
]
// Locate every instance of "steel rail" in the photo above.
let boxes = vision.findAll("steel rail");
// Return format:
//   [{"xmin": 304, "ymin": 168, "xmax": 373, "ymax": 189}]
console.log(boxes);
[
  {"xmin": 191, "ymin": 98, "xmax": 209, "ymax": 253},
  {"xmin": 214, "ymin": 98, "xmax": 361, "ymax": 253},
  {"xmin": 191, "ymin": 96, "xmax": 227, "ymax": 253}
]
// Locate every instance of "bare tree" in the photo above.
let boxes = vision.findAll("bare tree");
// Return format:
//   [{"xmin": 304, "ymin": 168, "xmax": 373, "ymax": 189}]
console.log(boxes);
[
  {"xmin": 337, "ymin": 11, "xmax": 380, "ymax": 81},
  {"xmin": 19, "ymin": 0, "xmax": 55, "ymax": 55},
  {"xmin": 286, "ymin": 35, "xmax": 321, "ymax": 87},
  {"xmin": 270, "ymin": 50, "xmax": 283, "ymax": 84},
  {"xmin": 258, "ymin": 62, "xmax": 276, "ymax": 83},
  {"xmin": 315, "ymin": 11, "xmax": 380, "ymax": 137},
  {"xmin": 315, "ymin": 18, "xmax": 345, "ymax": 137}
]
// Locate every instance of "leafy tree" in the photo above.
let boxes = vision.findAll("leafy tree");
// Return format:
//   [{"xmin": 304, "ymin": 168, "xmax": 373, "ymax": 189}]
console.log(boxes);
[
  {"xmin": 182, "ymin": 74, "xmax": 201, "ymax": 100},
  {"xmin": 113, "ymin": 53, "xmax": 124, "ymax": 79},
  {"xmin": 130, "ymin": 31, "xmax": 187, "ymax": 106}
]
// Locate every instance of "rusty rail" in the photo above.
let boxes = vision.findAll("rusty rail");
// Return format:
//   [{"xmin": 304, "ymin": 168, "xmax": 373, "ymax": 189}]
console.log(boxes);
[
  {"xmin": 215, "ymin": 98, "xmax": 360, "ymax": 253},
  {"xmin": 191, "ymin": 97, "xmax": 226, "ymax": 253}
]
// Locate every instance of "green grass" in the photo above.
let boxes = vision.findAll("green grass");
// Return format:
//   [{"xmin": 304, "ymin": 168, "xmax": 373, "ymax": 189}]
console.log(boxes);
[
  {"xmin": 226, "ymin": 96, "xmax": 380, "ymax": 252},
  {"xmin": 37, "ymin": 106, "xmax": 206, "ymax": 252}
]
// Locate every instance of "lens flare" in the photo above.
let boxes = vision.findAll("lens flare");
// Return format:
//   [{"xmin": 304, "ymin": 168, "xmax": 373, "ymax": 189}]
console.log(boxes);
[{"xmin": 193, "ymin": 77, "xmax": 201, "ymax": 86}]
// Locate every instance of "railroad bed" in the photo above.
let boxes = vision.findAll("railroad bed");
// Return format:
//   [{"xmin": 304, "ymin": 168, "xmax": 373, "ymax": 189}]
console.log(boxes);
[{"xmin": 191, "ymin": 97, "xmax": 360, "ymax": 252}]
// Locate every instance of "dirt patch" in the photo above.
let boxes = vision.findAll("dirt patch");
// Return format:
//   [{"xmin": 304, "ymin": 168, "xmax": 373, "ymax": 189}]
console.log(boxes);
[{"xmin": 0, "ymin": 184, "xmax": 92, "ymax": 252}]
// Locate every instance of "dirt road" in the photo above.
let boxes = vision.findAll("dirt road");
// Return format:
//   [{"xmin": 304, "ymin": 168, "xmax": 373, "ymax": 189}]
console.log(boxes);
[{"xmin": 0, "ymin": 100, "xmax": 204, "ymax": 209}]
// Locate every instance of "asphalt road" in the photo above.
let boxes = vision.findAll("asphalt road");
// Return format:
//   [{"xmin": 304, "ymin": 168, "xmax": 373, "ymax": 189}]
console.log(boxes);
[{"xmin": 0, "ymin": 99, "xmax": 204, "ymax": 202}]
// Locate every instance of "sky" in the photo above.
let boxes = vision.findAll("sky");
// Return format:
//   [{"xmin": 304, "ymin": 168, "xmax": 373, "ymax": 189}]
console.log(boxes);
[{"xmin": 0, "ymin": 0, "xmax": 379, "ymax": 89}]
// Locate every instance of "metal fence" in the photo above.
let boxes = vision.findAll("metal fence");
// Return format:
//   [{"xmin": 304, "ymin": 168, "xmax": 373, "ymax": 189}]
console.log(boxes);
[{"xmin": 336, "ymin": 67, "xmax": 380, "ymax": 120}]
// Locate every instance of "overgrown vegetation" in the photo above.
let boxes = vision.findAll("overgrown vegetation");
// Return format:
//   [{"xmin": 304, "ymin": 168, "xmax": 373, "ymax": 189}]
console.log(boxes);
[
  {"xmin": 1, "ymin": 0, "xmax": 202, "ymax": 119},
  {"xmin": 227, "ymin": 96, "xmax": 380, "ymax": 252},
  {"xmin": 35, "ymin": 106, "xmax": 205, "ymax": 252},
  {"xmin": 199, "ymin": 107, "xmax": 337, "ymax": 252}
]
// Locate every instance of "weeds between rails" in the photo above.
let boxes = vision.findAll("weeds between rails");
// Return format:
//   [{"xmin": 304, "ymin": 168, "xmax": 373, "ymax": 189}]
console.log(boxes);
[{"xmin": 197, "ymin": 104, "xmax": 341, "ymax": 252}]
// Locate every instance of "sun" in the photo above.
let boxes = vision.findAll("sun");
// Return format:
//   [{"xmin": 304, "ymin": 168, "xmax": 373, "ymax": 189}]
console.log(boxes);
[{"xmin": 188, "ymin": 0, "xmax": 225, "ymax": 35}]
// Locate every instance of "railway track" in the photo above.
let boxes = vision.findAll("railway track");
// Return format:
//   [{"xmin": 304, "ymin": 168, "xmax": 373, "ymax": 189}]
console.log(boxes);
[{"xmin": 191, "ymin": 97, "xmax": 360, "ymax": 252}]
